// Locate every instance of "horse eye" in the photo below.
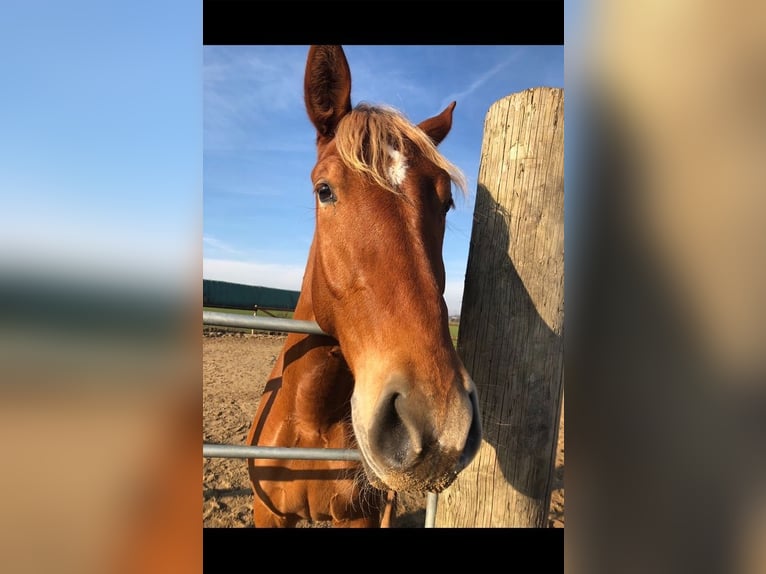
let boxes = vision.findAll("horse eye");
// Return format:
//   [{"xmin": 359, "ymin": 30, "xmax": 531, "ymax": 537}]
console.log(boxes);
[
  {"xmin": 315, "ymin": 182, "xmax": 336, "ymax": 204},
  {"xmin": 444, "ymin": 198, "xmax": 455, "ymax": 215}
]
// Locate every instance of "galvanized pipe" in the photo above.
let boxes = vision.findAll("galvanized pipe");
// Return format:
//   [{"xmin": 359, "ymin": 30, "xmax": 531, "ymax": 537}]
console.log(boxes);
[
  {"xmin": 203, "ymin": 443, "xmax": 361, "ymax": 461},
  {"xmin": 203, "ymin": 311, "xmax": 329, "ymax": 336},
  {"xmin": 425, "ymin": 491, "xmax": 439, "ymax": 527}
]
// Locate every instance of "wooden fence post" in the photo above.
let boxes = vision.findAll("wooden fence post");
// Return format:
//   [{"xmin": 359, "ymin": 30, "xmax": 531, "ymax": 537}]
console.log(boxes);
[{"xmin": 436, "ymin": 88, "xmax": 564, "ymax": 527}]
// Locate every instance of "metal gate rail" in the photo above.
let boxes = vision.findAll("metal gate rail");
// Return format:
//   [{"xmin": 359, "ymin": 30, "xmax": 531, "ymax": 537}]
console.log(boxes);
[
  {"xmin": 203, "ymin": 444, "xmax": 361, "ymax": 461},
  {"xmin": 203, "ymin": 310, "xmax": 328, "ymax": 335}
]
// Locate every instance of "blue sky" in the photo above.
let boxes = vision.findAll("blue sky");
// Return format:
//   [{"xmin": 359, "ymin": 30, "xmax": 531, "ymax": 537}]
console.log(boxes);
[
  {"xmin": 203, "ymin": 45, "xmax": 564, "ymax": 315},
  {"xmin": 1, "ymin": 1, "xmax": 201, "ymax": 291}
]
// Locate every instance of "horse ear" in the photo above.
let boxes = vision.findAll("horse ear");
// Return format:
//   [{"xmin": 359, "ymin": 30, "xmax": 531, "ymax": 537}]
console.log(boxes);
[
  {"xmin": 304, "ymin": 45, "xmax": 352, "ymax": 141},
  {"xmin": 418, "ymin": 101, "xmax": 456, "ymax": 146}
]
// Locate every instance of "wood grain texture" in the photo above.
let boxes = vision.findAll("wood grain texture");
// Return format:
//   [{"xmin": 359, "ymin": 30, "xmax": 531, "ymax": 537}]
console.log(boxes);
[{"xmin": 436, "ymin": 88, "xmax": 564, "ymax": 527}]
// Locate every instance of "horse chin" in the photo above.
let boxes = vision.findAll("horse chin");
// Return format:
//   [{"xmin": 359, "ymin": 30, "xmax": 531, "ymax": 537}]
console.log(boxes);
[
  {"xmin": 359, "ymin": 459, "xmax": 390, "ymax": 491},
  {"xmin": 358, "ymin": 453, "xmax": 461, "ymax": 494}
]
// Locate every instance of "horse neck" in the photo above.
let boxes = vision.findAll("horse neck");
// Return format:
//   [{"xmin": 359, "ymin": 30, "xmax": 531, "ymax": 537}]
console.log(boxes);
[{"xmin": 282, "ymin": 243, "xmax": 354, "ymax": 431}]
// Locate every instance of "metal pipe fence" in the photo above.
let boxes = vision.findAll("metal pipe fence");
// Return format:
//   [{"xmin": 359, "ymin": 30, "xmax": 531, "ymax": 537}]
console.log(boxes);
[
  {"xmin": 203, "ymin": 310, "xmax": 328, "ymax": 336},
  {"xmin": 203, "ymin": 444, "xmax": 361, "ymax": 461},
  {"xmin": 203, "ymin": 309, "xmax": 439, "ymax": 527}
]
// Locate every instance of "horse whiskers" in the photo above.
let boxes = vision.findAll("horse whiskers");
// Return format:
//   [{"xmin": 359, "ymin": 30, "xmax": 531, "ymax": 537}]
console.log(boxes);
[
  {"xmin": 352, "ymin": 468, "xmax": 386, "ymax": 518},
  {"xmin": 334, "ymin": 412, "xmax": 387, "ymax": 518}
]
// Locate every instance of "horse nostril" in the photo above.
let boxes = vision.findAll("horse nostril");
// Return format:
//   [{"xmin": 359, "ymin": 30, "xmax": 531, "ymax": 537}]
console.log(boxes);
[{"xmin": 369, "ymin": 391, "xmax": 423, "ymax": 469}]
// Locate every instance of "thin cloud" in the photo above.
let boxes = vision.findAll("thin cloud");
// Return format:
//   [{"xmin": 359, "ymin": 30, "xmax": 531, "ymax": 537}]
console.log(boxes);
[
  {"xmin": 203, "ymin": 258, "xmax": 306, "ymax": 291},
  {"xmin": 203, "ymin": 236, "xmax": 245, "ymax": 257},
  {"xmin": 439, "ymin": 51, "xmax": 524, "ymax": 110},
  {"xmin": 444, "ymin": 280, "xmax": 465, "ymax": 317},
  {"xmin": 203, "ymin": 46, "xmax": 306, "ymax": 152}
]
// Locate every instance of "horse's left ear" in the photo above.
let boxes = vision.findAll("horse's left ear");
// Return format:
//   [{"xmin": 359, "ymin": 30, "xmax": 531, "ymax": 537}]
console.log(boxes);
[{"xmin": 418, "ymin": 101, "xmax": 456, "ymax": 146}]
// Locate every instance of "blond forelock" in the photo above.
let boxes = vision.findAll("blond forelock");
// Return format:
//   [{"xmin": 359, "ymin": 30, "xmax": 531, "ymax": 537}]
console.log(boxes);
[{"xmin": 333, "ymin": 103, "xmax": 467, "ymax": 195}]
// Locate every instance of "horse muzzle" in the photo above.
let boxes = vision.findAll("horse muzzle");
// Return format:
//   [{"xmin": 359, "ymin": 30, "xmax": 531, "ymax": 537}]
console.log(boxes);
[{"xmin": 352, "ymin": 373, "xmax": 482, "ymax": 493}]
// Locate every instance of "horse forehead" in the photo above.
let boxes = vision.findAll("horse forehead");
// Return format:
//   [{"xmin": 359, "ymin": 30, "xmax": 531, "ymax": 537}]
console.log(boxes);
[
  {"xmin": 312, "ymin": 139, "xmax": 444, "ymax": 201},
  {"xmin": 313, "ymin": 139, "xmax": 341, "ymax": 171},
  {"xmin": 382, "ymin": 146, "xmax": 405, "ymax": 187},
  {"xmin": 314, "ymin": 140, "xmax": 411, "ymax": 179},
  {"xmin": 311, "ymin": 152, "xmax": 345, "ymax": 181}
]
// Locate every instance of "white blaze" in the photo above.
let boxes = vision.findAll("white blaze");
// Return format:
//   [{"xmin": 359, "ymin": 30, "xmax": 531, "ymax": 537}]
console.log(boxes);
[{"xmin": 387, "ymin": 146, "xmax": 408, "ymax": 187}]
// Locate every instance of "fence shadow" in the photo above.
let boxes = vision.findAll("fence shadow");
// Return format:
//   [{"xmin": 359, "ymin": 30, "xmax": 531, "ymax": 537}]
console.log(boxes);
[{"xmin": 458, "ymin": 183, "xmax": 563, "ymax": 504}]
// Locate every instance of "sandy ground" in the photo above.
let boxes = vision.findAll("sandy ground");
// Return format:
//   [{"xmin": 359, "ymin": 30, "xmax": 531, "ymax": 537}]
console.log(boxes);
[{"xmin": 203, "ymin": 332, "xmax": 564, "ymax": 528}]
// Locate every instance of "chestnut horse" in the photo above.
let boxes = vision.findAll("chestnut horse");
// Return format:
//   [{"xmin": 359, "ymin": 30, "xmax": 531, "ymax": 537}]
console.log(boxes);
[{"xmin": 246, "ymin": 45, "xmax": 482, "ymax": 527}]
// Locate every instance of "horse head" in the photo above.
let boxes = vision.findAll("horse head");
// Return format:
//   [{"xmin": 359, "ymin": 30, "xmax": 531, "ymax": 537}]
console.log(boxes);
[{"xmin": 304, "ymin": 45, "xmax": 482, "ymax": 493}]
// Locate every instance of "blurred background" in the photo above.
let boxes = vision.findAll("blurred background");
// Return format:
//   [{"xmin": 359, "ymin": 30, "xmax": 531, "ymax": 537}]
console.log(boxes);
[
  {"xmin": 567, "ymin": 1, "xmax": 766, "ymax": 573},
  {"xmin": 0, "ymin": 1, "xmax": 201, "ymax": 572}
]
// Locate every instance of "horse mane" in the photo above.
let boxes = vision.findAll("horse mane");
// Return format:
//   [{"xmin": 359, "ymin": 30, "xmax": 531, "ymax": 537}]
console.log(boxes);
[{"xmin": 333, "ymin": 103, "xmax": 467, "ymax": 195}]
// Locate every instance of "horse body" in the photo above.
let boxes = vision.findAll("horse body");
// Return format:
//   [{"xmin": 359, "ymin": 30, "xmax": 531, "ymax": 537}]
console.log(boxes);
[
  {"xmin": 247, "ymin": 245, "xmax": 384, "ymax": 527},
  {"xmin": 247, "ymin": 45, "xmax": 482, "ymax": 527}
]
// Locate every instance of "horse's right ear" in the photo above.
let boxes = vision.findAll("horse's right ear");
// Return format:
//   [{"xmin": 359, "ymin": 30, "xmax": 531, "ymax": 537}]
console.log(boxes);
[{"xmin": 304, "ymin": 45, "xmax": 352, "ymax": 142}]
